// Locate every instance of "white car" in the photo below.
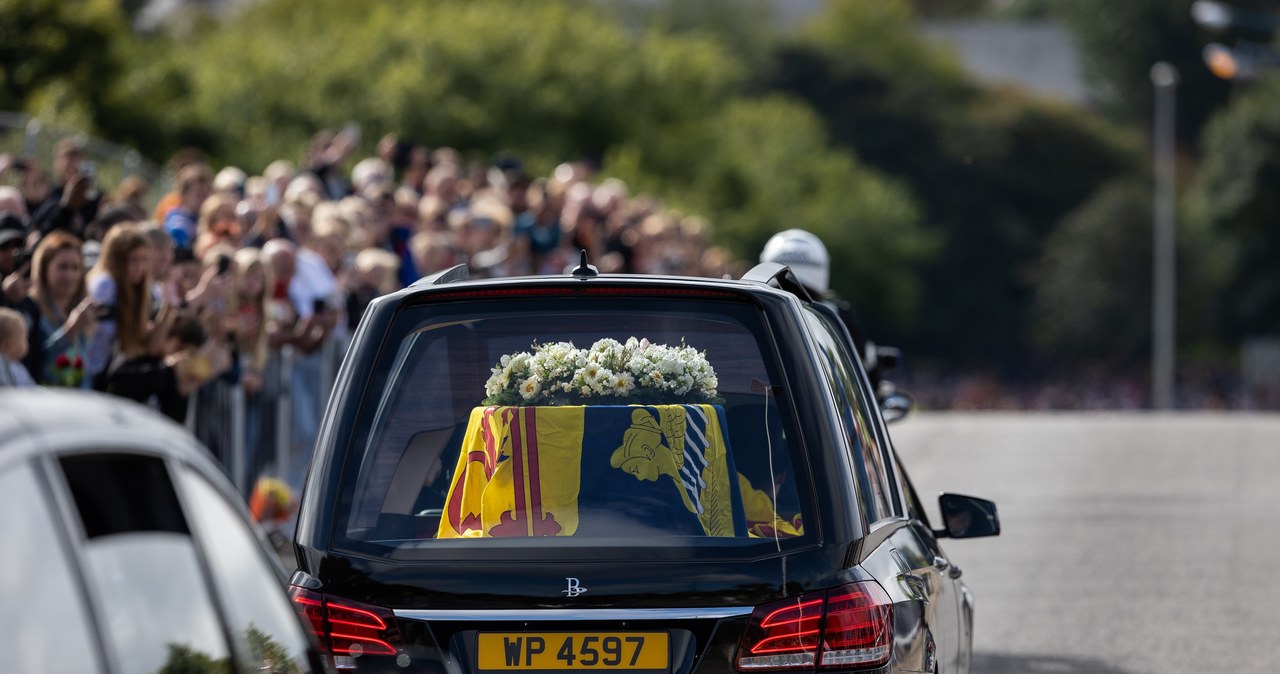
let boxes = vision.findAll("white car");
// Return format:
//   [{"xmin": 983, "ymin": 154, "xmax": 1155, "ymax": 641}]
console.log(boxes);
[{"xmin": 0, "ymin": 389, "xmax": 330, "ymax": 674}]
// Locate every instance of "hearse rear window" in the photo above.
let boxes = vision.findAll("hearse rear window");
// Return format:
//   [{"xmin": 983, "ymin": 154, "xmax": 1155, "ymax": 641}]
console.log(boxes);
[{"xmin": 336, "ymin": 296, "xmax": 811, "ymax": 553}]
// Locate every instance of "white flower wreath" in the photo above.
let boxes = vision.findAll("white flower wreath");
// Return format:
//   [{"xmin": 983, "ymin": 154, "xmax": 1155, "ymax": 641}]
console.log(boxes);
[{"xmin": 483, "ymin": 337, "xmax": 719, "ymax": 406}]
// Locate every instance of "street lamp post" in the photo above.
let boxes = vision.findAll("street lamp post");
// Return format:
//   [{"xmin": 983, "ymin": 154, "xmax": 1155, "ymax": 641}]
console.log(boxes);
[{"xmin": 1150, "ymin": 62, "xmax": 1179, "ymax": 410}]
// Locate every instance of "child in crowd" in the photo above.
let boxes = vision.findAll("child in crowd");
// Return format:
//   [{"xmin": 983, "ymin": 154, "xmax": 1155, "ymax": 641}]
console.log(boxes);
[
  {"xmin": 0, "ymin": 307, "xmax": 36, "ymax": 387},
  {"xmin": 104, "ymin": 310, "xmax": 230, "ymax": 421}
]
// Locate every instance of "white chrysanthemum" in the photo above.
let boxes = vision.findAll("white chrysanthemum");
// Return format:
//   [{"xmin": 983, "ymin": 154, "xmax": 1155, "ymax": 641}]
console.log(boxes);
[
  {"xmin": 508, "ymin": 352, "xmax": 532, "ymax": 374},
  {"xmin": 519, "ymin": 376, "xmax": 542, "ymax": 401},
  {"xmin": 487, "ymin": 337, "xmax": 717, "ymax": 402},
  {"xmin": 592, "ymin": 368, "xmax": 618, "ymax": 395},
  {"xmin": 589, "ymin": 338, "xmax": 623, "ymax": 358},
  {"xmin": 485, "ymin": 370, "xmax": 504, "ymax": 396},
  {"xmin": 611, "ymin": 371, "xmax": 635, "ymax": 396}
]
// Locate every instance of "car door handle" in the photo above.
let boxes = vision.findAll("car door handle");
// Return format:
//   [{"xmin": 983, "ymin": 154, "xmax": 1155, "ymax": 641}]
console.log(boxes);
[{"xmin": 933, "ymin": 555, "xmax": 963, "ymax": 578}]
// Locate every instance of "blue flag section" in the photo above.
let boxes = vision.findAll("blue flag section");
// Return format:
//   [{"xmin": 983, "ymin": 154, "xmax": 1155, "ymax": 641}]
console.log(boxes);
[
  {"xmin": 585, "ymin": 404, "xmax": 746, "ymax": 537},
  {"xmin": 438, "ymin": 404, "xmax": 747, "ymax": 538}
]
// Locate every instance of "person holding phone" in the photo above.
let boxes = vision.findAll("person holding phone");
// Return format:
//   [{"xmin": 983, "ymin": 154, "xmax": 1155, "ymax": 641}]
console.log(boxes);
[
  {"xmin": 28, "ymin": 138, "xmax": 101, "ymax": 238},
  {"xmin": 304, "ymin": 124, "xmax": 360, "ymax": 200}
]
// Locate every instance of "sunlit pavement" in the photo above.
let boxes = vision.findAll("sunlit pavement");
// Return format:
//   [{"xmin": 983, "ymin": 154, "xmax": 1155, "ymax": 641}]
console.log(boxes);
[{"xmin": 890, "ymin": 412, "xmax": 1280, "ymax": 674}]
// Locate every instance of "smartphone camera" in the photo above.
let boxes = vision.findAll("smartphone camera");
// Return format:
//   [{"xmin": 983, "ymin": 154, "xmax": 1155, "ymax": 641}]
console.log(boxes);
[
  {"xmin": 217, "ymin": 255, "xmax": 232, "ymax": 276},
  {"xmin": 79, "ymin": 160, "xmax": 96, "ymax": 179}
]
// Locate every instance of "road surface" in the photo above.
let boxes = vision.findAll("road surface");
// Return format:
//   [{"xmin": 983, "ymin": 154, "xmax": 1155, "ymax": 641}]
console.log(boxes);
[{"xmin": 889, "ymin": 412, "xmax": 1280, "ymax": 674}]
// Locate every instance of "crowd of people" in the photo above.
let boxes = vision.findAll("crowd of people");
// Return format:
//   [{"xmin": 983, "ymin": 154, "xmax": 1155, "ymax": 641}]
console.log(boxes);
[
  {"xmin": 5, "ymin": 127, "xmax": 1258, "ymax": 514},
  {"xmin": 0, "ymin": 129, "xmax": 749, "ymax": 501}
]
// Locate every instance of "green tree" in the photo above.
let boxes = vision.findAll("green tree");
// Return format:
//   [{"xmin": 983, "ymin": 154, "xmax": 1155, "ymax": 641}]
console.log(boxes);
[
  {"xmin": 243, "ymin": 625, "xmax": 302, "ymax": 674},
  {"xmin": 603, "ymin": 0, "xmax": 778, "ymax": 72},
  {"xmin": 157, "ymin": 643, "xmax": 232, "ymax": 674},
  {"xmin": 765, "ymin": 0, "xmax": 1141, "ymax": 366},
  {"xmin": 1030, "ymin": 179, "xmax": 1155, "ymax": 365},
  {"xmin": 1186, "ymin": 76, "xmax": 1280, "ymax": 340},
  {"xmin": 160, "ymin": 0, "xmax": 742, "ymax": 172},
  {"xmin": 1053, "ymin": 0, "xmax": 1233, "ymax": 142},
  {"xmin": 1033, "ymin": 175, "xmax": 1223, "ymax": 369},
  {"xmin": 0, "ymin": 0, "xmax": 127, "ymax": 131},
  {"xmin": 609, "ymin": 95, "xmax": 933, "ymax": 329}
]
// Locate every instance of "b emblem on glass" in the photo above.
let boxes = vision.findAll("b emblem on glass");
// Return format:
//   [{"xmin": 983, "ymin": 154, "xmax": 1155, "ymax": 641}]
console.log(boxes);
[{"xmin": 563, "ymin": 577, "xmax": 588, "ymax": 598}]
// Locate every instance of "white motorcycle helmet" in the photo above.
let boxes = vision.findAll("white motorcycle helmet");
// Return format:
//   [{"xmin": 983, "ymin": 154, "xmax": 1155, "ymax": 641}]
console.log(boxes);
[{"xmin": 759, "ymin": 229, "xmax": 829, "ymax": 294}]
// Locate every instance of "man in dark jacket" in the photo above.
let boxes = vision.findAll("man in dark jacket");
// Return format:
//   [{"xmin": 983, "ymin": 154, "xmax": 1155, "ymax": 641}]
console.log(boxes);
[
  {"xmin": 28, "ymin": 138, "xmax": 100, "ymax": 238},
  {"xmin": 0, "ymin": 213, "xmax": 31, "ymax": 310}
]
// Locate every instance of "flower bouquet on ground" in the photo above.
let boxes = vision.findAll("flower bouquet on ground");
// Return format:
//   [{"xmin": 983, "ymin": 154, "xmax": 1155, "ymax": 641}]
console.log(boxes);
[{"xmin": 483, "ymin": 337, "xmax": 720, "ymax": 406}]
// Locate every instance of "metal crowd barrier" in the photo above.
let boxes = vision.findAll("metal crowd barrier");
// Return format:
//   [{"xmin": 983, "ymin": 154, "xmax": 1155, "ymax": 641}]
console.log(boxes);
[
  {"xmin": 187, "ymin": 338, "xmax": 342, "ymax": 498},
  {"xmin": 0, "ymin": 112, "xmax": 167, "ymax": 197}
]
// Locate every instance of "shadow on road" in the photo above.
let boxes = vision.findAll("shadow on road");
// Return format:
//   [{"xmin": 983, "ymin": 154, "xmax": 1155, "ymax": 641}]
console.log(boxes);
[{"xmin": 973, "ymin": 652, "xmax": 1139, "ymax": 674}]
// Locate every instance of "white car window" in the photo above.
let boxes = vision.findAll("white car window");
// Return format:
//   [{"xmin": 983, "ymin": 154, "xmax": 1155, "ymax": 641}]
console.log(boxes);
[
  {"xmin": 0, "ymin": 462, "xmax": 104, "ymax": 674},
  {"xmin": 178, "ymin": 465, "xmax": 315, "ymax": 673}
]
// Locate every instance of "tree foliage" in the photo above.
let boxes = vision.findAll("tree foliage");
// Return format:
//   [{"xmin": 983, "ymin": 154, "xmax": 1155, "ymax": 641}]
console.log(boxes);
[
  {"xmin": 602, "ymin": 0, "xmax": 779, "ymax": 72},
  {"xmin": 609, "ymin": 95, "xmax": 932, "ymax": 328},
  {"xmin": 1186, "ymin": 77, "xmax": 1280, "ymax": 339},
  {"xmin": 159, "ymin": 0, "xmax": 743, "ymax": 173},
  {"xmin": 1030, "ymin": 179, "xmax": 1155, "ymax": 365},
  {"xmin": 0, "ymin": 0, "xmax": 126, "ymax": 131},
  {"xmin": 1054, "ymin": 0, "xmax": 1233, "ymax": 141},
  {"xmin": 766, "ymin": 0, "xmax": 1141, "ymax": 365}
]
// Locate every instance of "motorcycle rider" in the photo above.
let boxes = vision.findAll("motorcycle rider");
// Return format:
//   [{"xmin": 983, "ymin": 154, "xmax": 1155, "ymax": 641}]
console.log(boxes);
[{"xmin": 759, "ymin": 229, "xmax": 903, "ymax": 400}]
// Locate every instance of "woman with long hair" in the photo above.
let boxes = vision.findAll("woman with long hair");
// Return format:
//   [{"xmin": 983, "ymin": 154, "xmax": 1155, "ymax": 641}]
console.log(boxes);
[
  {"xmin": 86, "ymin": 223, "xmax": 157, "ymax": 382},
  {"xmin": 19, "ymin": 231, "xmax": 95, "ymax": 386}
]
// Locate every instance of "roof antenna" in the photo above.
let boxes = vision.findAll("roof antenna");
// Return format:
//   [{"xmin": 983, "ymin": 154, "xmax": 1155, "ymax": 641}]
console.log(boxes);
[{"xmin": 570, "ymin": 249, "xmax": 598, "ymax": 278}]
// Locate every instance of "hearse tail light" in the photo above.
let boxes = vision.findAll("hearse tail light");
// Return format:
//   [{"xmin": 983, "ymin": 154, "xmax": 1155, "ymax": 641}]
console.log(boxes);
[
  {"xmin": 735, "ymin": 581, "xmax": 893, "ymax": 671},
  {"xmin": 289, "ymin": 586, "xmax": 403, "ymax": 670},
  {"xmin": 818, "ymin": 583, "xmax": 893, "ymax": 668}
]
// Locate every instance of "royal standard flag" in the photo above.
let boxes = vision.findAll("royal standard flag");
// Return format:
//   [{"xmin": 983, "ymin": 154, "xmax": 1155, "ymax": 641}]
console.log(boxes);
[{"xmin": 437, "ymin": 405, "xmax": 746, "ymax": 538}]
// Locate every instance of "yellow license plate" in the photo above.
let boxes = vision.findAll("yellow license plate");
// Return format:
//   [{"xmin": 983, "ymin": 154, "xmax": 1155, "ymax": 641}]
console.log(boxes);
[{"xmin": 477, "ymin": 632, "xmax": 668, "ymax": 671}]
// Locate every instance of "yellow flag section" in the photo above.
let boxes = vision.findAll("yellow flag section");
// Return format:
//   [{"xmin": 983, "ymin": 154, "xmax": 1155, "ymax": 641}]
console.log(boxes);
[
  {"xmin": 737, "ymin": 474, "xmax": 804, "ymax": 538},
  {"xmin": 437, "ymin": 404, "xmax": 747, "ymax": 538},
  {"xmin": 439, "ymin": 406, "xmax": 584, "ymax": 538}
]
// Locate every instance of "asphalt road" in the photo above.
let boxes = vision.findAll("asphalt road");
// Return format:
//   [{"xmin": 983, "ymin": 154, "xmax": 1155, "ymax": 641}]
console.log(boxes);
[{"xmin": 888, "ymin": 412, "xmax": 1280, "ymax": 674}]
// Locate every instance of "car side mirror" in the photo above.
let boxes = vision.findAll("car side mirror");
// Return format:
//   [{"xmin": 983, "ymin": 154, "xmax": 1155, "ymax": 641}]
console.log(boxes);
[
  {"xmin": 879, "ymin": 390, "xmax": 913, "ymax": 424},
  {"xmin": 936, "ymin": 493, "xmax": 1000, "ymax": 539}
]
